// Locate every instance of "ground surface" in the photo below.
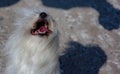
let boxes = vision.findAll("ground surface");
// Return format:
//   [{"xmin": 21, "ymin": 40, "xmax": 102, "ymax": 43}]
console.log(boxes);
[{"xmin": 0, "ymin": 0, "xmax": 120, "ymax": 74}]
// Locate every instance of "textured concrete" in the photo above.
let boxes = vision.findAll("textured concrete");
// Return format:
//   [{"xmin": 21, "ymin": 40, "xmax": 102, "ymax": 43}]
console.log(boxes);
[{"xmin": 0, "ymin": 0, "xmax": 120, "ymax": 74}]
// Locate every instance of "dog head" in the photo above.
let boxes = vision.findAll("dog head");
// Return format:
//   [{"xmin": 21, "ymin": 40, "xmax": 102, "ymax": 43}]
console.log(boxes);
[
  {"xmin": 31, "ymin": 12, "xmax": 56, "ymax": 36},
  {"xmin": 15, "ymin": 8, "xmax": 58, "ymax": 41}
]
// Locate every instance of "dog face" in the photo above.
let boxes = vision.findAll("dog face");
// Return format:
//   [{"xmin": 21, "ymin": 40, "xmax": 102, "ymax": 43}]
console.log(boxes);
[
  {"xmin": 31, "ymin": 12, "xmax": 57, "ymax": 37},
  {"xmin": 15, "ymin": 9, "xmax": 58, "ymax": 41}
]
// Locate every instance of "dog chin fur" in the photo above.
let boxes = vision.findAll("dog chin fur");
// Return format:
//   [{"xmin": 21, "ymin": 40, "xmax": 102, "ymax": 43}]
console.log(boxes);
[{"xmin": 4, "ymin": 8, "xmax": 60, "ymax": 74}]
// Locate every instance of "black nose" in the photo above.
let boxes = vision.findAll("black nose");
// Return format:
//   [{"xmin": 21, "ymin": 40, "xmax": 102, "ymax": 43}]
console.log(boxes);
[{"xmin": 40, "ymin": 12, "xmax": 47, "ymax": 18}]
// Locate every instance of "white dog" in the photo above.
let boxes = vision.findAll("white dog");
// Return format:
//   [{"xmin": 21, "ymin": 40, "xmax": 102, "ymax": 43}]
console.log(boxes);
[{"xmin": 4, "ymin": 8, "xmax": 60, "ymax": 74}]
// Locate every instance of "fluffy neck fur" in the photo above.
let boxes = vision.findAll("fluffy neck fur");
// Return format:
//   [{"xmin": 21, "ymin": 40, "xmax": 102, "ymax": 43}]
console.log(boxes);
[{"xmin": 5, "ymin": 25, "xmax": 59, "ymax": 74}]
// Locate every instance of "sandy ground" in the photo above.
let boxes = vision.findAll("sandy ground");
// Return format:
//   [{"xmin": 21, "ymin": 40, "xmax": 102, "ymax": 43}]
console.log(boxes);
[{"xmin": 0, "ymin": 0, "xmax": 120, "ymax": 74}]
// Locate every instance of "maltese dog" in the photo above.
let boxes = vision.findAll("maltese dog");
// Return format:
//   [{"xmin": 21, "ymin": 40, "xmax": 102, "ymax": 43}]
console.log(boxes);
[{"xmin": 4, "ymin": 8, "xmax": 60, "ymax": 74}]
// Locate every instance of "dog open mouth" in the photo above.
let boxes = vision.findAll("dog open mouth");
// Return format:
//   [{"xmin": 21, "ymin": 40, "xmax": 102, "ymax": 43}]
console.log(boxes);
[{"xmin": 31, "ymin": 19, "xmax": 52, "ymax": 36}]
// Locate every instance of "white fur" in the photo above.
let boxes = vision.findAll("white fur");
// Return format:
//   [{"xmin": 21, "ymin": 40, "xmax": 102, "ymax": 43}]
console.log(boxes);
[{"xmin": 4, "ymin": 8, "xmax": 60, "ymax": 74}]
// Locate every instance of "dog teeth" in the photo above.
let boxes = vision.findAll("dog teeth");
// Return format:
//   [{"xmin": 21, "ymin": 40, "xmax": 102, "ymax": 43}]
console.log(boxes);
[{"xmin": 35, "ymin": 31, "xmax": 39, "ymax": 35}]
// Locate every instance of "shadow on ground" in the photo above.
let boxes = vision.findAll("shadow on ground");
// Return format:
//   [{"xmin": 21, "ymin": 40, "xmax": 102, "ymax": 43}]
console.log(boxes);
[
  {"xmin": 59, "ymin": 41, "xmax": 107, "ymax": 74},
  {"xmin": 41, "ymin": 0, "xmax": 120, "ymax": 30},
  {"xmin": 0, "ymin": 0, "xmax": 20, "ymax": 7}
]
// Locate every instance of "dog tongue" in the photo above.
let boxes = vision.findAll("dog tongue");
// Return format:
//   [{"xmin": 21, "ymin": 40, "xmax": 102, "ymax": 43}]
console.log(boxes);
[
  {"xmin": 39, "ymin": 26, "xmax": 52, "ymax": 34},
  {"xmin": 39, "ymin": 26, "xmax": 47, "ymax": 33}
]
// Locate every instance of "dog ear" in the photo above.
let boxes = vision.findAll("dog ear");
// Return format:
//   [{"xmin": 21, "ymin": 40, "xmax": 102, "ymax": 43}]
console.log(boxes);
[
  {"xmin": 14, "ymin": 8, "xmax": 34, "ymax": 17},
  {"xmin": 13, "ymin": 7, "xmax": 36, "ymax": 27}
]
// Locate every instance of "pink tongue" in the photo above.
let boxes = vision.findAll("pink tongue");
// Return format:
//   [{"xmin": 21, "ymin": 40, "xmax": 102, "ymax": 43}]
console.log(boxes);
[
  {"xmin": 39, "ymin": 26, "xmax": 52, "ymax": 34},
  {"xmin": 39, "ymin": 26, "xmax": 48, "ymax": 33}
]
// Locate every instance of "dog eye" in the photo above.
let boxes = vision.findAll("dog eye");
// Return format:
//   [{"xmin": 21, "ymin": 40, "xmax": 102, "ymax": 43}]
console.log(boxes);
[{"xmin": 40, "ymin": 12, "xmax": 47, "ymax": 18}]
